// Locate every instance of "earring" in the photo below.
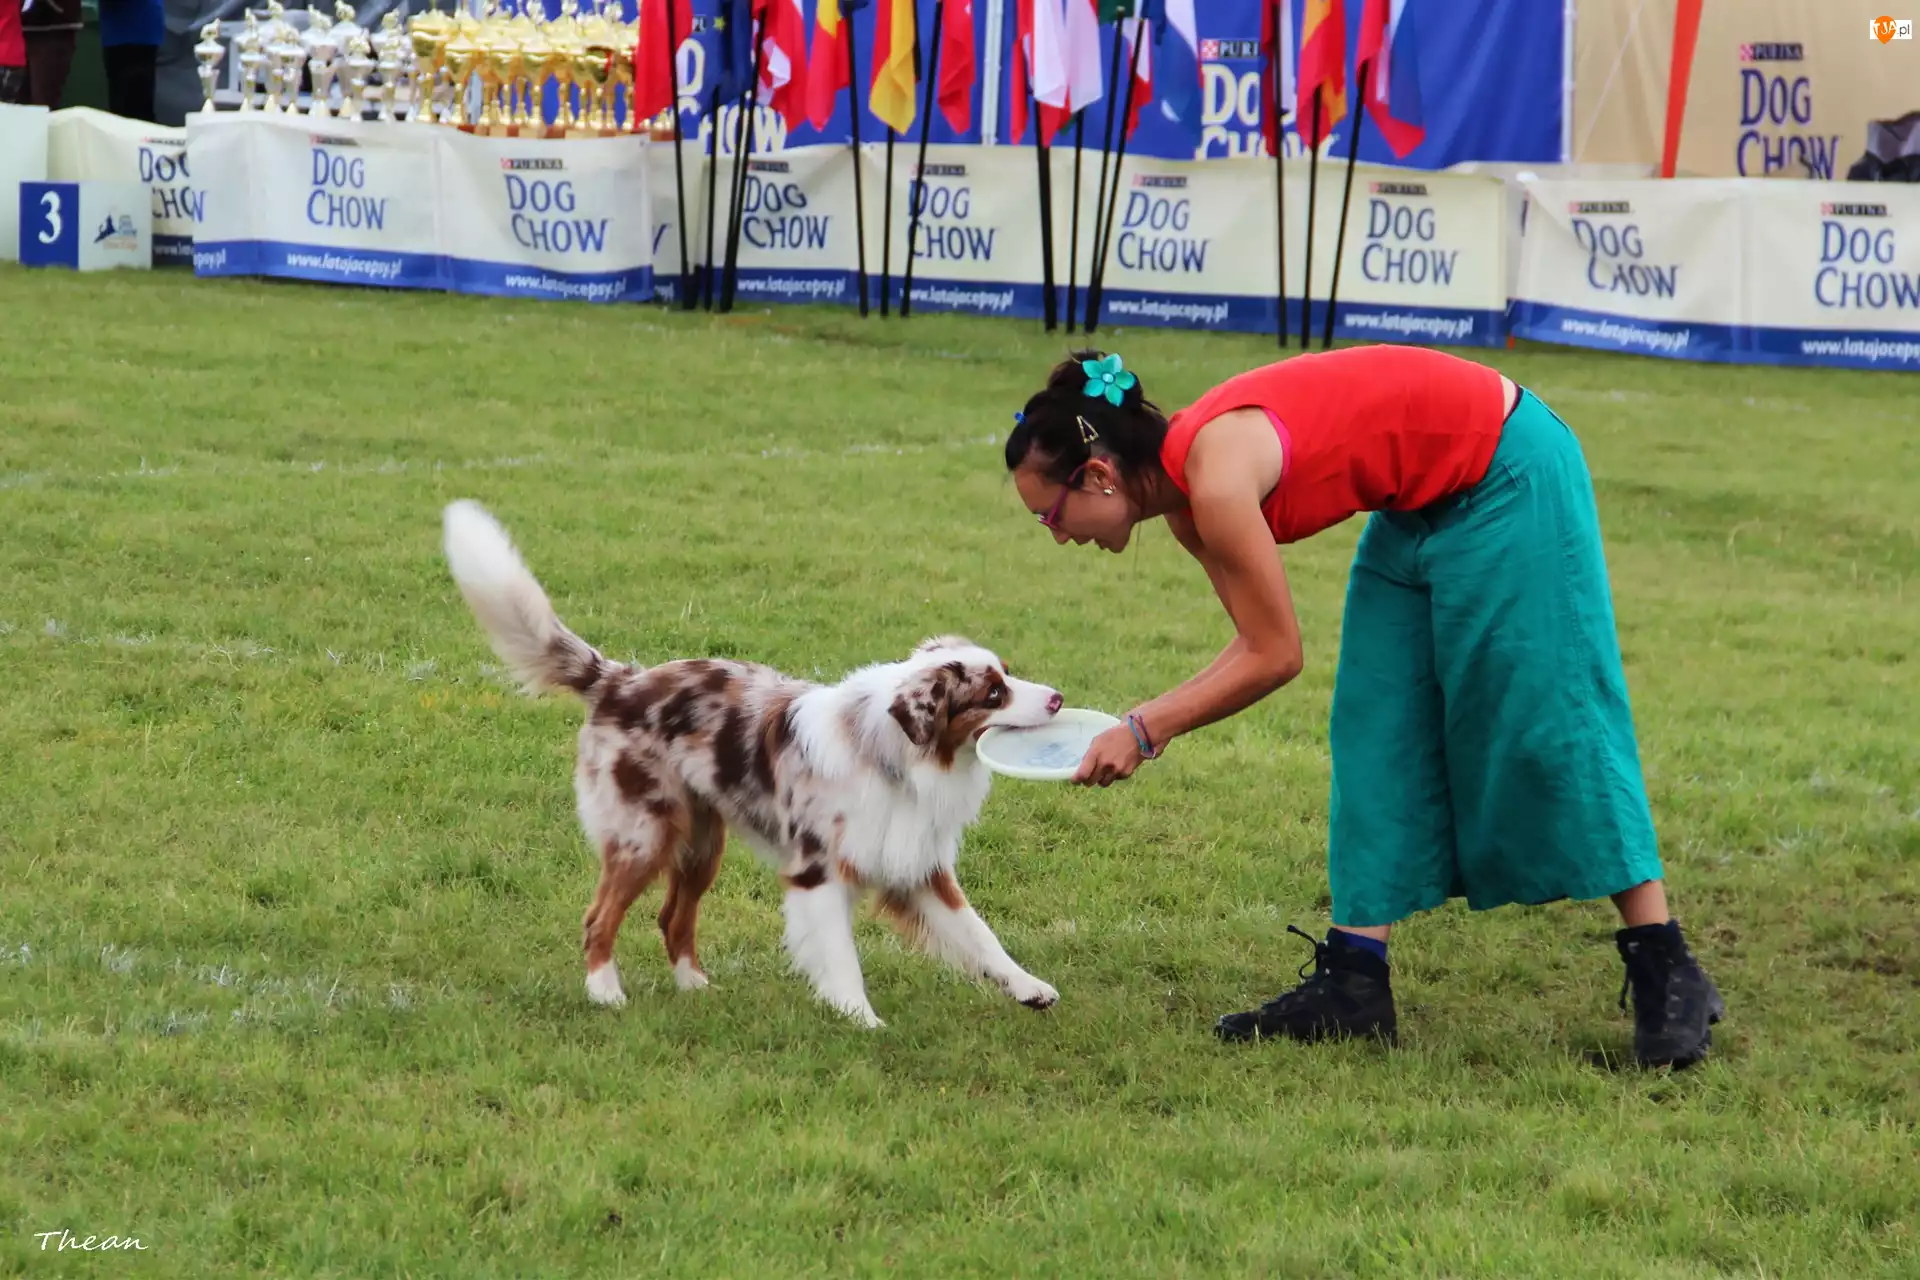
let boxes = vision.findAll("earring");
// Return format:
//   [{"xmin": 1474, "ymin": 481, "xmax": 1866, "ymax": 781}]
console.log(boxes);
[{"xmin": 1102, "ymin": 487, "xmax": 1114, "ymax": 495}]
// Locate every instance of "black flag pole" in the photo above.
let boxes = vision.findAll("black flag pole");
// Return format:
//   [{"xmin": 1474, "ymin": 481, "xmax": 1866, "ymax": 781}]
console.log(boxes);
[
  {"xmin": 1085, "ymin": 11, "xmax": 1146, "ymax": 334},
  {"xmin": 1064, "ymin": 110, "xmax": 1087, "ymax": 331},
  {"xmin": 1035, "ymin": 100, "xmax": 1059, "ymax": 332},
  {"xmin": 1271, "ymin": 23, "xmax": 1288, "ymax": 347},
  {"xmin": 663, "ymin": 0, "xmax": 694, "ymax": 308},
  {"xmin": 701, "ymin": 83, "xmax": 723, "ymax": 308},
  {"xmin": 1082, "ymin": 22, "xmax": 1124, "ymax": 333},
  {"xmin": 1322, "ymin": 64, "xmax": 1370, "ymax": 349},
  {"xmin": 718, "ymin": 16, "xmax": 768, "ymax": 313},
  {"xmin": 899, "ymin": 0, "xmax": 945, "ymax": 318},
  {"xmin": 1298, "ymin": 93, "xmax": 1320, "ymax": 350},
  {"xmin": 846, "ymin": 8, "xmax": 871, "ymax": 316}
]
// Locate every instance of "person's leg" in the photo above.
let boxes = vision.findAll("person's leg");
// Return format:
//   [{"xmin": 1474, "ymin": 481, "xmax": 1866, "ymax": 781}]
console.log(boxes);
[
  {"xmin": 0, "ymin": 66, "xmax": 25, "ymax": 105},
  {"xmin": 25, "ymin": 29, "xmax": 76, "ymax": 108},
  {"xmin": 103, "ymin": 43, "xmax": 156, "ymax": 121},
  {"xmin": 1424, "ymin": 389, "xmax": 1723, "ymax": 1067},
  {"xmin": 1216, "ymin": 511, "xmax": 1456, "ymax": 1046}
]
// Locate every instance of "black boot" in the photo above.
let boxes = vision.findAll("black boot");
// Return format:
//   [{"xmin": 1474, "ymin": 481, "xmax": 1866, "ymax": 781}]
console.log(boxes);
[
  {"xmin": 1616, "ymin": 920, "xmax": 1725, "ymax": 1069},
  {"xmin": 1215, "ymin": 926, "xmax": 1398, "ymax": 1046}
]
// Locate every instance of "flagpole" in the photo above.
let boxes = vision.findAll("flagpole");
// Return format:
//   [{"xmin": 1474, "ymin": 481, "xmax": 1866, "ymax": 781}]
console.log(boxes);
[
  {"xmin": 663, "ymin": 0, "xmax": 694, "ymax": 309},
  {"xmin": 1084, "ymin": 17, "xmax": 1124, "ymax": 332},
  {"xmin": 1270, "ymin": 17, "xmax": 1287, "ymax": 348},
  {"xmin": 1323, "ymin": 63, "xmax": 1368, "ymax": 349},
  {"xmin": 1035, "ymin": 101, "xmax": 1058, "ymax": 332},
  {"xmin": 899, "ymin": 0, "xmax": 945, "ymax": 318},
  {"xmin": 701, "ymin": 84, "xmax": 723, "ymax": 308},
  {"xmin": 1299, "ymin": 94, "xmax": 1319, "ymax": 350},
  {"xmin": 719, "ymin": 14, "xmax": 768, "ymax": 314},
  {"xmin": 846, "ymin": 8, "xmax": 872, "ymax": 317},
  {"xmin": 1065, "ymin": 110, "xmax": 1086, "ymax": 331},
  {"xmin": 1085, "ymin": 12, "xmax": 1145, "ymax": 334}
]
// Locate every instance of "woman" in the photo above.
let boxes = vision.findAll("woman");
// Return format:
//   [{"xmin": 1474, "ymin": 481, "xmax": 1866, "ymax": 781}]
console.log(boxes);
[
  {"xmin": 99, "ymin": 0, "xmax": 163, "ymax": 121},
  {"xmin": 21, "ymin": 0, "xmax": 80, "ymax": 109},
  {"xmin": 0, "ymin": 0, "xmax": 25, "ymax": 104},
  {"xmin": 1004, "ymin": 344, "xmax": 1724, "ymax": 1070}
]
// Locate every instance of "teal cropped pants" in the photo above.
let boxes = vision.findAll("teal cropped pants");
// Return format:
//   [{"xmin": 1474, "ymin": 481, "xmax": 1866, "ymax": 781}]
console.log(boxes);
[{"xmin": 1327, "ymin": 388, "xmax": 1664, "ymax": 927}]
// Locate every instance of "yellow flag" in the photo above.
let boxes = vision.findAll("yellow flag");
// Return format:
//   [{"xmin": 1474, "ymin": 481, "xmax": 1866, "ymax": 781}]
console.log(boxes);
[{"xmin": 870, "ymin": 0, "xmax": 918, "ymax": 134}]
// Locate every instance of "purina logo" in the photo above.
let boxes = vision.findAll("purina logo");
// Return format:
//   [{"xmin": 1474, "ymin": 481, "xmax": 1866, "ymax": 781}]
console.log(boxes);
[
  {"xmin": 501, "ymin": 158, "xmax": 563, "ymax": 171},
  {"xmin": 1370, "ymin": 182, "xmax": 1429, "ymax": 197},
  {"xmin": 1870, "ymin": 15, "xmax": 1914, "ymax": 41},
  {"xmin": 1569, "ymin": 200, "xmax": 1632, "ymax": 215},
  {"xmin": 1823, "ymin": 202, "xmax": 1889, "ymax": 217},
  {"xmin": 916, "ymin": 163, "xmax": 967, "ymax": 178},
  {"xmin": 1198, "ymin": 38, "xmax": 1260, "ymax": 61},
  {"xmin": 1738, "ymin": 42, "xmax": 1804, "ymax": 61},
  {"xmin": 748, "ymin": 159, "xmax": 791, "ymax": 174},
  {"xmin": 1134, "ymin": 174, "xmax": 1188, "ymax": 189},
  {"xmin": 308, "ymin": 134, "xmax": 358, "ymax": 147}
]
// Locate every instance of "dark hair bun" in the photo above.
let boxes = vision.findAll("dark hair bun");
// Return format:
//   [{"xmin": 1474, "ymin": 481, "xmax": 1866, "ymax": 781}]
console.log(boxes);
[{"xmin": 1004, "ymin": 349, "xmax": 1168, "ymax": 487}]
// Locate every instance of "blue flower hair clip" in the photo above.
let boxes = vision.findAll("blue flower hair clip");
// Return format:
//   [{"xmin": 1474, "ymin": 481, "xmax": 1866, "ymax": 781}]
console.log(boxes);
[{"xmin": 1082, "ymin": 353, "xmax": 1137, "ymax": 407}]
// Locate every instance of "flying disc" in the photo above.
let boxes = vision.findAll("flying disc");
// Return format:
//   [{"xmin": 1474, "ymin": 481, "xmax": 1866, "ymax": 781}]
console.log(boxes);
[{"xmin": 977, "ymin": 708, "xmax": 1124, "ymax": 781}]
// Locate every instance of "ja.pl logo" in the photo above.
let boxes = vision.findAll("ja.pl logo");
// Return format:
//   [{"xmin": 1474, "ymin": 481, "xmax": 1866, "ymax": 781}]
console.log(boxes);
[
  {"xmin": 32, "ymin": 1228, "xmax": 149, "ymax": 1253},
  {"xmin": 1870, "ymin": 15, "xmax": 1913, "ymax": 41}
]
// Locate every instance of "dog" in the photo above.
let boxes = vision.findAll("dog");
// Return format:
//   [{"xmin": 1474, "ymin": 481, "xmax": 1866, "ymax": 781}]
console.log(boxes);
[{"xmin": 441, "ymin": 500, "xmax": 1066, "ymax": 1028}]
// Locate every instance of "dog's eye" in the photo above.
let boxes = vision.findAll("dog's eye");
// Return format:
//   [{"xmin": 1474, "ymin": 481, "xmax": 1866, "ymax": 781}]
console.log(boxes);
[{"xmin": 985, "ymin": 686, "xmax": 1005, "ymax": 707}]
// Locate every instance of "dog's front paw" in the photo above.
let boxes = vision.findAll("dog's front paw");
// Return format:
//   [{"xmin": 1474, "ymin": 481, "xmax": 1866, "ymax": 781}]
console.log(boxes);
[
  {"xmin": 672, "ymin": 958, "xmax": 710, "ymax": 992},
  {"xmin": 586, "ymin": 964, "xmax": 627, "ymax": 1008},
  {"xmin": 1007, "ymin": 975, "xmax": 1059, "ymax": 1010}
]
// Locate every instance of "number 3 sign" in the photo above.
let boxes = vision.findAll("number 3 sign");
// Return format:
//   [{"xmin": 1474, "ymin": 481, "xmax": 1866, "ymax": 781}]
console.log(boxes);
[{"xmin": 18, "ymin": 181, "xmax": 152, "ymax": 272}]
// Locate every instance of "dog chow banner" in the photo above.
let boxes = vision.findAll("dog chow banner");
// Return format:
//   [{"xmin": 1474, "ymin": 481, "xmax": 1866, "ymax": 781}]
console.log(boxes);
[
  {"xmin": 702, "ymin": 144, "xmax": 863, "ymax": 309},
  {"xmin": 867, "ymin": 142, "xmax": 1050, "ymax": 321},
  {"xmin": 1510, "ymin": 179, "xmax": 1745, "ymax": 363},
  {"xmin": 188, "ymin": 112, "xmax": 445, "ymax": 289},
  {"xmin": 437, "ymin": 129, "xmax": 653, "ymax": 306},
  {"xmin": 47, "ymin": 107, "xmax": 197, "ymax": 266}
]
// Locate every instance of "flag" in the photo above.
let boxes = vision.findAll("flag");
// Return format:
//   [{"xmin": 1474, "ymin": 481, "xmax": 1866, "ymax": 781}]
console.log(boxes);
[
  {"xmin": 632, "ymin": 0, "xmax": 694, "ymax": 123},
  {"xmin": 937, "ymin": 0, "xmax": 977, "ymax": 134},
  {"xmin": 1143, "ymin": 0, "xmax": 1200, "ymax": 154},
  {"xmin": 1008, "ymin": 0, "xmax": 1032, "ymax": 142},
  {"xmin": 805, "ymin": 0, "xmax": 869, "ymax": 131},
  {"xmin": 1257, "ymin": 0, "xmax": 1296, "ymax": 156},
  {"xmin": 1031, "ymin": 0, "xmax": 1071, "ymax": 145},
  {"xmin": 1061, "ymin": 0, "xmax": 1104, "ymax": 116},
  {"xmin": 1120, "ymin": 13, "xmax": 1153, "ymax": 138},
  {"xmin": 757, "ymin": 0, "xmax": 809, "ymax": 128},
  {"xmin": 870, "ymin": 0, "xmax": 917, "ymax": 133},
  {"xmin": 710, "ymin": 0, "xmax": 753, "ymax": 105},
  {"xmin": 1295, "ymin": 0, "xmax": 1348, "ymax": 149},
  {"xmin": 1356, "ymin": 0, "xmax": 1424, "ymax": 157}
]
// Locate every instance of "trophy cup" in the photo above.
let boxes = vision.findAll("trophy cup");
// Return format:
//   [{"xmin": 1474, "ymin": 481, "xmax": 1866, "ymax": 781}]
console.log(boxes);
[
  {"xmin": 341, "ymin": 29, "xmax": 376, "ymax": 120},
  {"xmin": 373, "ymin": 12, "xmax": 405, "ymax": 121},
  {"xmin": 194, "ymin": 21, "xmax": 226, "ymax": 114},
  {"xmin": 441, "ymin": 26, "xmax": 480, "ymax": 128},
  {"xmin": 330, "ymin": 0, "xmax": 365, "ymax": 86},
  {"xmin": 234, "ymin": 13, "xmax": 265, "ymax": 111},
  {"xmin": 517, "ymin": 25, "xmax": 553, "ymax": 135},
  {"xmin": 407, "ymin": 7, "xmax": 454, "ymax": 123},
  {"xmin": 304, "ymin": 9, "xmax": 338, "ymax": 117},
  {"xmin": 484, "ymin": 35, "xmax": 525, "ymax": 135},
  {"xmin": 611, "ymin": 19, "xmax": 636, "ymax": 131},
  {"xmin": 576, "ymin": 39, "xmax": 613, "ymax": 135},
  {"xmin": 280, "ymin": 24, "xmax": 311, "ymax": 113}
]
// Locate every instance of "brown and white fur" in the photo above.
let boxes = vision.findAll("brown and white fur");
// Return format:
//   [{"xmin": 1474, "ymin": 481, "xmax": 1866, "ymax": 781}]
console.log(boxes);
[{"xmin": 441, "ymin": 500, "xmax": 1066, "ymax": 1028}]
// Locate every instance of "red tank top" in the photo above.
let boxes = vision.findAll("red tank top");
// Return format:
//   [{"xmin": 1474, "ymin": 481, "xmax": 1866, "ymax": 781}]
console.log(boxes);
[{"xmin": 1158, "ymin": 345, "xmax": 1509, "ymax": 545}]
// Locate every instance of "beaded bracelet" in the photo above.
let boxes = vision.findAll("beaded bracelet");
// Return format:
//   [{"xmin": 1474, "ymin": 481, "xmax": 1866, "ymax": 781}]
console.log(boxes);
[{"xmin": 1126, "ymin": 713, "xmax": 1161, "ymax": 760}]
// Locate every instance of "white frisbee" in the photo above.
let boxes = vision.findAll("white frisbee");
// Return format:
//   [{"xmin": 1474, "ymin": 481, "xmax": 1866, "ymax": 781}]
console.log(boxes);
[{"xmin": 977, "ymin": 708, "xmax": 1124, "ymax": 781}]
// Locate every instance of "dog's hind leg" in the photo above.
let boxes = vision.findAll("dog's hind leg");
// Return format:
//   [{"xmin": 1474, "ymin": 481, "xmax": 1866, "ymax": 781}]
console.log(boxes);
[
  {"xmin": 880, "ymin": 869, "xmax": 1058, "ymax": 1010},
  {"xmin": 582, "ymin": 832, "xmax": 670, "ymax": 1008},
  {"xmin": 659, "ymin": 804, "xmax": 725, "ymax": 991},
  {"xmin": 781, "ymin": 869, "xmax": 883, "ymax": 1029}
]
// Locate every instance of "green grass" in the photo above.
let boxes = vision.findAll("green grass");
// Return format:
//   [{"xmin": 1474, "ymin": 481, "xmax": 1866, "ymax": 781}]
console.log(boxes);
[{"xmin": 2, "ymin": 265, "xmax": 1917, "ymax": 1278}]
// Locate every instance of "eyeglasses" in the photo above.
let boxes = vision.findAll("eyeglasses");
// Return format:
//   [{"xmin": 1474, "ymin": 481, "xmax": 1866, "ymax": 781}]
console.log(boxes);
[{"xmin": 1037, "ymin": 463, "xmax": 1088, "ymax": 531}]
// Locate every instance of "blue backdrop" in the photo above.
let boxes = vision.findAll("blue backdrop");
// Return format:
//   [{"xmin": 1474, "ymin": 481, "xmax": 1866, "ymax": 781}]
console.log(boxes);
[{"xmin": 646, "ymin": 0, "xmax": 1563, "ymax": 168}]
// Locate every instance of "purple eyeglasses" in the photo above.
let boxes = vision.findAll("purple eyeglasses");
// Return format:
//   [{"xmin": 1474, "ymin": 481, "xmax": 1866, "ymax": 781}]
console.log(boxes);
[{"xmin": 1037, "ymin": 462, "xmax": 1088, "ymax": 531}]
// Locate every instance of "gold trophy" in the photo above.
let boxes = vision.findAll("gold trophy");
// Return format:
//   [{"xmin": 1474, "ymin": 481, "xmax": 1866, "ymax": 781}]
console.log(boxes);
[
  {"xmin": 442, "ymin": 26, "xmax": 481, "ymax": 128},
  {"xmin": 407, "ymin": 8, "xmax": 454, "ymax": 123},
  {"xmin": 194, "ymin": 21, "xmax": 226, "ymax": 114},
  {"xmin": 341, "ymin": 28, "xmax": 376, "ymax": 120},
  {"xmin": 235, "ymin": 12, "xmax": 266, "ymax": 112},
  {"xmin": 611, "ymin": 19, "xmax": 636, "ymax": 131},
  {"xmin": 373, "ymin": 12, "xmax": 406, "ymax": 122}
]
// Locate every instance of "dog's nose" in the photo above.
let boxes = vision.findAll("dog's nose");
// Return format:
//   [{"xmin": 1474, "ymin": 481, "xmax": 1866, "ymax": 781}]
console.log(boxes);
[{"xmin": 1046, "ymin": 692, "xmax": 1063, "ymax": 715}]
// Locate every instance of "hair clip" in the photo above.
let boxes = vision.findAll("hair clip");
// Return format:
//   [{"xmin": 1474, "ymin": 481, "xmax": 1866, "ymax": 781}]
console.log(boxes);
[
  {"xmin": 1081, "ymin": 353, "xmax": 1138, "ymax": 407},
  {"xmin": 1013, "ymin": 411, "xmax": 1025, "ymax": 426},
  {"xmin": 1077, "ymin": 415, "xmax": 1099, "ymax": 444}
]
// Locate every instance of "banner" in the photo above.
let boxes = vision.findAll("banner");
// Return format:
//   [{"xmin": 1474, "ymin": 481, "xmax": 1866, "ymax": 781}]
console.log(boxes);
[
  {"xmin": 647, "ymin": 140, "xmax": 706, "ymax": 304},
  {"xmin": 1573, "ymin": 0, "xmax": 1915, "ymax": 179},
  {"xmin": 874, "ymin": 142, "xmax": 1046, "ymax": 319},
  {"xmin": 437, "ymin": 130, "xmax": 653, "ymax": 305},
  {"xmin": 188, "ymin": 112, "xmax": 446, "ymax": 289},
  {"xmin": 1740, "ymin": 182, "xmax": 1920, "ymax": 371},
  {"xmin": 1, "ymin": 104, "xmax": 51, "ymax": 265},
  {"xmin": 1511, "ymin": 179, "xmax": 1744, "ymax": 362},
  {"xmin": 47, "ymin": 108, "xmax": 199, "ymax": 267},
  {"xmin": 707, "ymin": 143, "xmax": 865, "ymax": 308}
]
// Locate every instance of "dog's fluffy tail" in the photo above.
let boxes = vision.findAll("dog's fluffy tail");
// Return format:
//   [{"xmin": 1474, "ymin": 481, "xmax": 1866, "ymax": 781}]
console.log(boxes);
[{"xmin": 442, "ymin": 500, "xmax": 613, "ymax": 698}]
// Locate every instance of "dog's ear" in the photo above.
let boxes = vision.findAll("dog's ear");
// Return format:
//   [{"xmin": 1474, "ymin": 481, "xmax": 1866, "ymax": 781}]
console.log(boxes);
[
  {"xmin": 888, "ymin": 665, "xmax": 954, "ymax": 748},
  {"xmin": 914, "ymin": 634, "xmax": 975, "ymax": 656}
]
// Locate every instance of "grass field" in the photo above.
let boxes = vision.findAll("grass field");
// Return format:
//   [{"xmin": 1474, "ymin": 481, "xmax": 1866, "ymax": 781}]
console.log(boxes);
[{"xmin": 2, "ymin": 264, "xmax": 1917, "ymax": 1278}]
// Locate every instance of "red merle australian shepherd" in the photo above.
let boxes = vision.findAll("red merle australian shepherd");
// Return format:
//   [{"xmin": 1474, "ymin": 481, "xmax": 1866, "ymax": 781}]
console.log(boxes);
[{"xmin": 442, "ymin": 500, "xmax": 1066, "ymax": 1028}]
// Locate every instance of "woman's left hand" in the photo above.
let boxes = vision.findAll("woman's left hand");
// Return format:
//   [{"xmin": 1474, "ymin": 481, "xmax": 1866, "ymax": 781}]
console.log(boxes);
[{"xmin": 1073, "ymin": 724, "xmax": 1147, "ymax": 787}]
